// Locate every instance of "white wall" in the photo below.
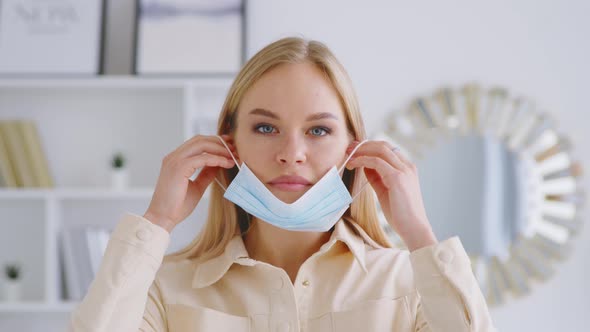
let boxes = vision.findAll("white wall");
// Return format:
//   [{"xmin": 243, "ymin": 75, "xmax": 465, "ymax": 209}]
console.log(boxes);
[{"xmin": 246, "ymin": 1, "xmax": 590, "ymax": 330}]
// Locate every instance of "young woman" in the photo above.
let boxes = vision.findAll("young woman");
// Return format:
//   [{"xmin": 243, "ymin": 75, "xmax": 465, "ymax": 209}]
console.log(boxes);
[{"xmin": 68, "ymin": 37, "xmax": 496, "ymax": 331}]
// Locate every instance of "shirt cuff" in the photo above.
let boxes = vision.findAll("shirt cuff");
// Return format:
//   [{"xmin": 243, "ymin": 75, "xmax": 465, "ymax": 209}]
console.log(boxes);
[
  {"xmin": 110, "ymin": 212, "xmax": 171, "ymax": 266},
  {"xmin": 408, "ymin": 236, "xmax": 473, "ymax": 287}
]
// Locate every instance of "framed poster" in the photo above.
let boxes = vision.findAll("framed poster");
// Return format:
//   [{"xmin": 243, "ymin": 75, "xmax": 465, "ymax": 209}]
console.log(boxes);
[
  {"xmin": 134, "ymin": 0, "xmax": 246, "ymax": 76},
  {"xmin": 0, "ymin": 0, "xmax": 105, "ymax": 76}
]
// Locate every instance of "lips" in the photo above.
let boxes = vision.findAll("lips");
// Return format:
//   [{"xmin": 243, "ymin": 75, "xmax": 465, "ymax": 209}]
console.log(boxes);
[
  {"xmin": 268, "ymin": 175, "xmax": 311, "ymax": 185},
  {"xmin": 268, "ymin": 175, "xmax": 312, "ymax": 192}
]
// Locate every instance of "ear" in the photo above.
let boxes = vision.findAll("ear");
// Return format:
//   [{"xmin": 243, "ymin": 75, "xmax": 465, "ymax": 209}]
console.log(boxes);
[
  {"xmin": 345, "ymin": 139, "xmax": 360, "ymax": 156},
  {"xmin": 223, "ymin": 134, "xmax": 235, "ymax": 145},
  {"xmin": 221, "ymin": 134, "xmax": 241, "ymax": 164}
]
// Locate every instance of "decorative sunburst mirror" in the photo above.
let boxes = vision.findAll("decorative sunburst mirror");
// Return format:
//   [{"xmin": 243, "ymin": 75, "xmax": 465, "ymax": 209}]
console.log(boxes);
[{"xmin": 373, "ymin": 83, "xmax": 585, "ymax": 306}]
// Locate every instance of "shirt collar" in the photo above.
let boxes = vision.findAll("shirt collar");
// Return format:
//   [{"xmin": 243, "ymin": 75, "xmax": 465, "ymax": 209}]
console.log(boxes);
[{"xmin": 192, "ymin": 219, "xmax": 380, "ymax": 289}]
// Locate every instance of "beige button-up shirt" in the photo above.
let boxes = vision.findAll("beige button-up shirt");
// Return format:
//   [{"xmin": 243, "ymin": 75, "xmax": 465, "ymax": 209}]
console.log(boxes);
[{"xmin": 68, "ymin": 213, "xmax": 497, "ymax": 332}]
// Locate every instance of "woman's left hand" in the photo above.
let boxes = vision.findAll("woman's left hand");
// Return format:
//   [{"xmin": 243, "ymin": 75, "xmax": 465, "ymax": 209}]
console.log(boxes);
[{"xmin": 345, "ymin": 140, "xmax": 438, "ymax": 251}]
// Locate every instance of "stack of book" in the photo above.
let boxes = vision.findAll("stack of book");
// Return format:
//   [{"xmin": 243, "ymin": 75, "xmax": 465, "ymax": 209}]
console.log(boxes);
[
  {"xmin": 60, "ymin": 225, "xmax": 112, "ymax": 301},
  {"xmin": 0, "ymin": 119, "xmax": 54, "ymax": 188}
]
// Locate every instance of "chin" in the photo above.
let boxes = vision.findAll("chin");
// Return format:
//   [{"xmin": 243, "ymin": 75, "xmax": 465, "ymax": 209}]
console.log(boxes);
[
  {"xmin": 277, "ymin": 193, "xmax": 303, "ymax": 204},
  {"xmin": 268, "ymin": 190, "xmax": 304, "ymax": 203}
]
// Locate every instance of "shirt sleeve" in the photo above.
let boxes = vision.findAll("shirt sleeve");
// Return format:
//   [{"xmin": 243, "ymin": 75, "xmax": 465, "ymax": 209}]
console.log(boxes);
[
  {"xmin": 67, "ymin": 213, "xmax": 170, "ymax": 332},
  {"xmin": 408, "ymin": 236, "xmax": 498, "ymax": 332}
]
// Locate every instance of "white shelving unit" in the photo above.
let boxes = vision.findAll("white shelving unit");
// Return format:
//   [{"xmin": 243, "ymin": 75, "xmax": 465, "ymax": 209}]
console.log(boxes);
[{"xmin": 0, "ymin": 76, "xmax": 233, "ymax": 331}]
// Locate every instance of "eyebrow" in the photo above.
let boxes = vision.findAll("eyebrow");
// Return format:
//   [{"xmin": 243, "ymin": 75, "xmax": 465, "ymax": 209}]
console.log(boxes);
[{"xmin": 248, "ymin": 108, "xmax": 338, "ymax": 121}]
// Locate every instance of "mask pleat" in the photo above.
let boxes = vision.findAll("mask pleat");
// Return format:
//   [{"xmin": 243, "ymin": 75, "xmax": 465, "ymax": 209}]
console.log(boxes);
[{"xmin": 218, "ymin": 139, "xmax": 371, "ymax": 232}]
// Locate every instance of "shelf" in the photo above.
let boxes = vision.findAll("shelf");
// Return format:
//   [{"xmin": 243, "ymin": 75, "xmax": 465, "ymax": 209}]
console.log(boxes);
[
  {"xmin": 0, "ymin": 187, "xmax": 216, "ymax": 201},
  {"xmin": 0, "ymin": 301, "xmax": 78, "ymax": 313},
  {"xmin": 0, "ymin": 187, "xmax": 154, "ymax": 200},
  {"xmin": 0, "ymin": 73, "xmax": 222, "ymax": 331}
]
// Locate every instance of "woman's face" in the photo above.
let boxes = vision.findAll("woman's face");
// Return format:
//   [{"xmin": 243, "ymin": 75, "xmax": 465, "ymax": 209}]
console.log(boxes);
[{"xmin": 232, "ymin": 62, "xmax": 353, "ymax": 203}]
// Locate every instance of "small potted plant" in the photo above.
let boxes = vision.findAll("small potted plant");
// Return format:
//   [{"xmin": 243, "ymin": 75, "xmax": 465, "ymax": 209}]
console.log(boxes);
[
  {"xmin": 3, "ymin": 262, "xmax": 22, "ymax": 302},
  {"xmin": 110, "ymin": 152, "xmax": 129, "ymax": 190}
]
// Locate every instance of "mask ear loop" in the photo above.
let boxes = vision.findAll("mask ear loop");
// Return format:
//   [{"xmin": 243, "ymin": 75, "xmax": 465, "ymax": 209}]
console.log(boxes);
[
  {"xmin": 213, "ymin": 135, "xmax": 241, "ymax": 191},
  {"xmin": 337, "ymin": 139, "xmax": 373, "ymax": 200}
]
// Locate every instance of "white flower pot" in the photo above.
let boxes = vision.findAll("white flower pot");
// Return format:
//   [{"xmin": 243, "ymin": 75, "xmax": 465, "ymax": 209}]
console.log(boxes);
[
  {"xmin": 111, "ymin": 168, "xmax": 129, "ymax": 190},
  {"xmin": 3, "ymin": 279, "xmax": 22, "ymax": 302}
]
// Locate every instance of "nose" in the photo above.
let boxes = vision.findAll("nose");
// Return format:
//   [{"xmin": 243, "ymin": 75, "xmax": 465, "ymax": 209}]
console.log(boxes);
[{"xmin": 276, "ymin": 133, "xmax": 307, "ymax": 166}]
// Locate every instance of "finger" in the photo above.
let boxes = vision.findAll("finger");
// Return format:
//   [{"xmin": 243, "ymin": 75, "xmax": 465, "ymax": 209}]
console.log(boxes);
[
  {"xmin": 346, "ymin": 155, "xmax": 399, "ymax": 184},
  {"xmin": 188, "ymin": 166, "xmax": 218, "ymax": 198},
  {"xmin": 177, "ymin": 137, "xmax": 236, "ymax": 160},
  {"xmin": 363, "ymin": 167, "xmax": 380, "ymax": 183},
  {"xmin": 174, "ymin": 134, "xmax": 209, "ymax": 153},
  {"xmin": 349, "ymin": 156, "xmax": 403, "ymax": 191},
  {"xmin": 363, "ymin": 167, "xmax": 387, "ymax": 193},
  {"xmin": 348, "ymin": 141, "xmax": 407, "ymax": 172},
  {"xmin": 179, "ymin": 135, "xmax": 236, "ymax": 155},
  {"xmin": 391, "ymin": 147, "xmax": 415, "ymax": 170},
  {"xmin": 373, "ymin": 141, "xmax": 409, "ymax": 171},
  {"xmin": 384, "ymin": 146, "xmax": 408, "ymax": 171},
  {"xmin": 181, "ymin": 154, "xmax": 235, "ymax": 178}
]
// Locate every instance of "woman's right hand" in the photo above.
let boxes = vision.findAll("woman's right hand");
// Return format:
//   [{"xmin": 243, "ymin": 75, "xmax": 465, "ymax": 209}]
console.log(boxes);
[{"xmin": 143, "ymin": 134, "xmax": 237, "ymax": 233}]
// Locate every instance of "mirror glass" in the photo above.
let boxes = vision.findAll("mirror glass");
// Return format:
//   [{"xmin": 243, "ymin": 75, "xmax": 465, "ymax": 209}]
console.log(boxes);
[{"xmin": 416, "ymin": 133, "xmax": 522, "ymax": 260}]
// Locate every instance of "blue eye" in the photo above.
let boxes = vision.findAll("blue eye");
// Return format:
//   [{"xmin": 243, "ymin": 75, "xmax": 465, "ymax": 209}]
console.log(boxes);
[
  {"xmin": 255, "ymin": 124, "xmax": 276, "ymax": 134},
  {"xmin": 309, "ymin": 127, "xmax": 330, "ymax": 136}
]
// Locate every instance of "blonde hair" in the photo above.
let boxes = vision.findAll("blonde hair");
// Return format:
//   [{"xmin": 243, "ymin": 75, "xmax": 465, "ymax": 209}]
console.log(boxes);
[{"xmin": 164, "ymin": 37, "xmax": 392, "ymax": 263}]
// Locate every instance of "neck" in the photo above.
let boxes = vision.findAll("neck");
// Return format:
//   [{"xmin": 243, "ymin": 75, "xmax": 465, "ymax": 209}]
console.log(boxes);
[{"xmin": 243, "ymin": 217, "xmax": 332, "ymax": 284}]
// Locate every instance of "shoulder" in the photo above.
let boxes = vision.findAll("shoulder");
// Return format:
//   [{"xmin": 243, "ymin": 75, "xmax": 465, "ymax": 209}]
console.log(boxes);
[
  {"xmin": 153, "ymin": 257, "xmax": 199, "ymax": 291},
  {"xmin": 364, "ymin": 244, "xmax": 416, "ymax": 290},
  {"xmin": 340, "ymin": 219, "xmax": 418, "ymax": 294}
]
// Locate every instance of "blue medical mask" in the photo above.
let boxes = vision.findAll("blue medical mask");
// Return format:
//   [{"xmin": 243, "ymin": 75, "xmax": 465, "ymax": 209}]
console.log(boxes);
[{"xmin": 214, "ymin": 136, "xmax": 369, "ymax": 232}]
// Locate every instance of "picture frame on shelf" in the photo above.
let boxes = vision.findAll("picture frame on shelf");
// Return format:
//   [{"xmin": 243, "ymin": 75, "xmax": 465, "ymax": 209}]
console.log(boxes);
[
  {"xmin": 133, "ymin": 0, "xmax": 246, "ymax": 76},
  {"xmin": 0, "ymin": 0, "xmax": 106, "ymax": 76}
]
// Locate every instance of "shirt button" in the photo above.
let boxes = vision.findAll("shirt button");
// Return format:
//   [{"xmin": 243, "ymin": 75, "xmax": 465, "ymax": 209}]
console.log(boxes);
[
  {"xmin": 437, "ymin": 249, "xmax": 454, "ymax": 264},
  {"xmin": 302, "ymin": 280, "xmax": 310, "ymax": 287},
  {"xmin": 136, "ymin": 228, "xmax": 152, "ymax": 241},
  {"xmin": 272, "ymin": 277, "xmax": 284, "ymax": 290}
]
